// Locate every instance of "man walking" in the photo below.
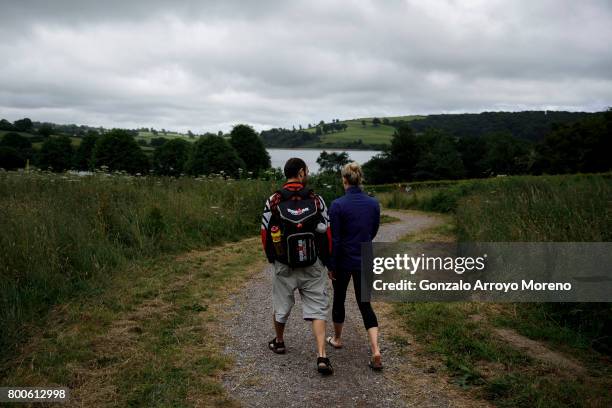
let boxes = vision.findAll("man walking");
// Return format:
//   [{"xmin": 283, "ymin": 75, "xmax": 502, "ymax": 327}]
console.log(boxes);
[{"xmin": 261, "ymin": 158, "xmax": 334, "ymax": 374}]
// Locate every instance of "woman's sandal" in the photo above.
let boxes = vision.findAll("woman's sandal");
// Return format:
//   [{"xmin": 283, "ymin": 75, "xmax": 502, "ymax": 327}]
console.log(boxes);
[
  {"xmin": 326, "ymin": 336, "xmax": 343, "ymax": 349},
  {"xmin": 317, "ymin": 357, "xmax": 334, "ymax": 375},
  {"xmin": 368, "ymin": 355, "xmax": 383, "ymax": 371},
  {"xmin": 268, "ymin": 338, "xmax": 286, "ymax": 354}
]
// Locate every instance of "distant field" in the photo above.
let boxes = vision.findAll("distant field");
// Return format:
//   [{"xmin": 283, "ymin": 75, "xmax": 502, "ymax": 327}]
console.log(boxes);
[
  {"xmin": 305, "ymin": 115, "xmax": 423, "ymax": 146},
  {"xmin": 31, "ymin": 136, "xmax": 82, "ymax": 148},
  {"xmin": 137, "ymin": 131, "xmax": 191, "ymax": 140},
  {"xmin": 0, "ymin": 130, "xmax": 32, "ymax": 138},
  {"xmin": 0, "ymin": 131, "xmax": 83, "ymax": 148}
]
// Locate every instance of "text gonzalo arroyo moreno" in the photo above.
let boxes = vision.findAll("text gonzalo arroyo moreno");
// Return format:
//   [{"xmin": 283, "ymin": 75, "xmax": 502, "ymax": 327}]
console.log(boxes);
[{"xmin": 371, "ymin": 253, "xmax": 572, "ymax": 293}]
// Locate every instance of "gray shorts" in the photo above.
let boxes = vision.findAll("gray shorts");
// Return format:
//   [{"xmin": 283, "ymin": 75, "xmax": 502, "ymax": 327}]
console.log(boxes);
[{"xmin": 272, "ymin": 259, "xmax": 330, "ymax": 324}]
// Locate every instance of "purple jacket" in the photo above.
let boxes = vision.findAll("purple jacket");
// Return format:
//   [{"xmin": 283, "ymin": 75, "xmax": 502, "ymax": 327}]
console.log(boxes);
[{"xmin": 328, "ymin": 186, "xmax": 380, "ymax": 272}]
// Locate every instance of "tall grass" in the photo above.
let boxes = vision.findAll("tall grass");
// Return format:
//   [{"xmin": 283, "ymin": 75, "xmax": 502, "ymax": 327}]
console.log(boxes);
[
  {"xmin": 378, "ymin": 174, "xmax": 611, "ymax": 240},
  {"xmin": 387, "ymin": 174, "xmax": 612, "ymax": 406},
  {"xmin": 0, "ymin": 170, "xmax": 276, "ymax": 358},
  {"xmin": 455, "ymin": 174, "xmax": 611, "ymax": 242}
]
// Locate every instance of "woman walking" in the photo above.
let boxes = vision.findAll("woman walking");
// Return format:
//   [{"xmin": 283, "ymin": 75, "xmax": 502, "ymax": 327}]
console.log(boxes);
[{"xmin": 326, "ymin": 162, "xmax": 383, "ymax": 370}]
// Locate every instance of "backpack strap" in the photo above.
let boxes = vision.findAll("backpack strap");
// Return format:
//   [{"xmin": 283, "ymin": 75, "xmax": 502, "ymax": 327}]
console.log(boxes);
[{"xmin": 277, "ymin": 188, "xmax": 313, "ymax": 202}]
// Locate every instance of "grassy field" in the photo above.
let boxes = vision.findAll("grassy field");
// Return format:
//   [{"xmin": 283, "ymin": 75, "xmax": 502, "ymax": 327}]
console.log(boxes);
[
  {"xmin": 379, "ymin": 173, "xmax": 612, "ymax": 407},
  {"xmin": 3, "ymin": 171, "xmax": 610, "ymax": 406},
  {"xmin": 304, "ymin": 115, "xmax": 423, "ymax": 146},
  {"xmin": 0, "ymin": 171, "xmax": 277, "ymax": 361},
  {"xmin": 376, "ymin": 173, "xmax": 611, "ymax": 241}
]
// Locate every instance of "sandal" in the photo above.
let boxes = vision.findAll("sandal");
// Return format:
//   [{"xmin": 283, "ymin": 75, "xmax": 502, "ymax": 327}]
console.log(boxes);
[
  {"xmin": 268, "ymin": 338, "xmax": 286, "ymax": 354},
  {"xmin": 368, "ymin": 355, "xmax": 383, "ymax": 371},
  {"xmin": 317, "ymin": 356, "xmax": 334, "ymax": 375},
  {"xmin": 326, "ymin": 336, "xmax": 343, "ymax": 349}
]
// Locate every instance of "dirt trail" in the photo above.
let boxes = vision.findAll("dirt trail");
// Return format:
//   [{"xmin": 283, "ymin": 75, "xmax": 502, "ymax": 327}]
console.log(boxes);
[{"xmin": 221, "ymin": 209, "xmax": 482, "ymax": 407}]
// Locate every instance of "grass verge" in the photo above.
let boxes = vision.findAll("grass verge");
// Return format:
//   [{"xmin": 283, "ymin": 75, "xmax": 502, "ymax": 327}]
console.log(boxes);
[
  {"xmin": 390, "ymin": 211, "xmax": 612, "ymax": 408},
  {"xmin": 0, "ymin": 237, "xmax": 266, "ymax": 407}
]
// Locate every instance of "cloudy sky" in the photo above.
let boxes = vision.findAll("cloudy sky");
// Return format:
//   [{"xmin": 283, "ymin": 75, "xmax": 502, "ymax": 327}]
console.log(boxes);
[{"xmin": 1, "ymin": 0, "xmax": 611, "ymax": 133}]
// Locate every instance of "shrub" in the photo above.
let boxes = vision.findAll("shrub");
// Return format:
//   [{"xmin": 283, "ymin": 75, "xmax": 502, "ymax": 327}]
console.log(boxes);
[
  {"xmin": 92, "ymin": 129, "xmax": 150, "ymax": 174},
  {"xmin": 185, "ymin": 135, "xmax": 245, "ymax": 177},
  {"xmin": 38, "ymin": 136, "xmax": 74, "ymax": 172}
]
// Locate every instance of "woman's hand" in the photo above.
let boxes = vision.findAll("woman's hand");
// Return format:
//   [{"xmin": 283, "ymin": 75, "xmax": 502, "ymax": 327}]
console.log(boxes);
[{"xmin": 327, "ymin": 270, "xmax": 336, "ymax": 280}]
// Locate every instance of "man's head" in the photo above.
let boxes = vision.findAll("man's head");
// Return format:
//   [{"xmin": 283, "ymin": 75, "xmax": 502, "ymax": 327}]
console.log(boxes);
[{"xmin": 284, "ymin": 157, "xmax": 308, "ymax": 183}]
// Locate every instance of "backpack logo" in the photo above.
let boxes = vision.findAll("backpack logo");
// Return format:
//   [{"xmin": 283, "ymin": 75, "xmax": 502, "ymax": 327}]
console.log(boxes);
[{"xmin": 287, "ymin": 207, "xmax": 310, "ymax": 216}]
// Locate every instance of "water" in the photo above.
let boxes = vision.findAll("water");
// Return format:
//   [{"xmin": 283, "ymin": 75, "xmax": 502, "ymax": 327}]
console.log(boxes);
[{"xmin": 267, "ymin": 148, "xmax": 382, "ymax": 174}]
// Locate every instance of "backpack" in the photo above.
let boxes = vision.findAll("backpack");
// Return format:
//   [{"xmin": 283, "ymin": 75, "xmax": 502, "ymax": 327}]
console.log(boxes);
[{"xmin": 272, "ymin": 188, "xmax": 323, "ymax": 268}]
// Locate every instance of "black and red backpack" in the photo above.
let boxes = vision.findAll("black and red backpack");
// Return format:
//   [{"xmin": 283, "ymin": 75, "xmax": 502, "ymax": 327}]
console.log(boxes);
[{"xmin": 271, "ymin": 188, "xmax": 326, "ymax": 268}]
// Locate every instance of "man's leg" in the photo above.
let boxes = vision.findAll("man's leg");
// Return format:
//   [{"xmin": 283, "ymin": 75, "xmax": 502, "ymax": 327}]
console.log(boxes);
[
  {"xmin": 271, "ymin": 262, "xmax": 295, "ymax": 351},
  {"xmin": 298, "ymin": 260, "xmax": 333, "ymax": 373},
  {"xmin": 273, "ymin": 318, "xmax": 286, "ymax": 342},
  {"xmin": 311, "ymin": 319, "xmax": 326, "ymax": 357}
]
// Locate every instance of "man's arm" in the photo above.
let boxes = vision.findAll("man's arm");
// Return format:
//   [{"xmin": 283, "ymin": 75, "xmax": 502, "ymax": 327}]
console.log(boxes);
[{"xmin": 261, "ymin": 194, "xmax": 276, "ymax": 263}]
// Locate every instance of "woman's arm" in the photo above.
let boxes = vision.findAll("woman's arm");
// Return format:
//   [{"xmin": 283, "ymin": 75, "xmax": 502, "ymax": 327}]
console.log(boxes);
[
  {"xmin": 328, "ymin": 201, "xmax": 342, "ymax": 272},
  {"xmin": 371, "ymin": 201, "xmax": 380, "ymax": 240}
]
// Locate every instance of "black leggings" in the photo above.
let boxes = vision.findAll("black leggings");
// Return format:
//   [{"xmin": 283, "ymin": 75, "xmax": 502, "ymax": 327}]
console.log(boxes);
[{"xmin": 332, "ymin": 269, "xmax": 378, "ymax": 330}]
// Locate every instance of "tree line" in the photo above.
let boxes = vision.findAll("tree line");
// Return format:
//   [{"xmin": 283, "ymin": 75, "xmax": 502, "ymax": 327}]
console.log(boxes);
[
  {"xmin": 363, "ymin": 109, "xmax": 612, "ymax": 184},
  {"xmin": 396, "ymin": 111, "xmax": 598, "ymax": 142},
  {"xmin": 0, "ymin": 124, "xmax": 271, "ymax": 178}
]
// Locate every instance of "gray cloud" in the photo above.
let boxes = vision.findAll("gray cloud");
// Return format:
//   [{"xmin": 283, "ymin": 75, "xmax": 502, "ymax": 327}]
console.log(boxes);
[{"xmin": 0, "ymin": 0, "xmax": 611, "ymax": 132}]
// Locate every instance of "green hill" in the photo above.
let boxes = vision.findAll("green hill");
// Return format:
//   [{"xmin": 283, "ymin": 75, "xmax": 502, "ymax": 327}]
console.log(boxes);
[
  {"xmin": 262, "ymin": 111, "xmax": 598, "ymax": 149},
  {"xmin": 303, "ymin": 116, "xmax": 423, "ymax": 148}
]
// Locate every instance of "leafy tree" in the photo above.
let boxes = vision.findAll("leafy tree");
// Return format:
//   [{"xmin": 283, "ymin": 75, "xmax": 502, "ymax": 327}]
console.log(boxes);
[
  {"xmin": 413, "ymin": 129, "xmax": 465, "ymax": 180},
  {"xmin": 13, "ymin": 118, "xmax": 33, "ymax": 132},
  {"xmin": 362, "ymin": 154, "xmax": 394, "ymax": 184},
  {"xmin": 0, "ymin": 119, "xmax": 16, "ymax": 131},
  {"xmin": 260, "ymin": 128, "xmax": 320, "ymax": 148},
  {"xmin": 74, "ymin": 132, "xmax": 98, "ymax": 170},
  {"xmin": 480, "ymin": 132, "xmax": 531, "ymax": 175},
  {"xmin": 0, "ymin": 147, "xmax": 25, "ymax": 170},
  {"xmin": 372, "ymin": 117, "xmax": 381, "ymax": 127},
  {"xmin": 1, "ymin": 132, "xmax": 33, "ymax": 161},
  {"xmin": 1, "ymin": 132, "xmax": 32, "ymax": 151},
  {"xmin": 38, "ymin": 123, "xmax": 54, "ymax": 137},
  {"xmin": 361, "ymin": 120, "xmax": 367, "ymax": 127},
  {"xmin": 457, "ymin": 136, "xmax": 488, "ymax": 178},
  {"xmin": 388, "ymin": 124, "xmax": 419, "ymax": 181},
  {"xmin": 38, "ymin": 136, "xmax": 74, "ymax": 172},
  {"xmin": 153, "ymin": 138, "xmax": 191, "ymax": 176},
  {"xmin": 534, "ymin": 110, "xmax": 611, "ymax": 174},
  {"xmin": 316, "ymin": 151, "xmax": 350, "ymax": 173},
  {"xmin": 92, "ymin": 129, "xmax": 149, "ymax": 174},
  {"xmin": 382, "ymin": 118, "xmax": 390, "ymax": 125},
  {"xmin": 185, "ymin": 135, "xmax": 245, "ymax": 177},
  {"xmin": 229, "ymin": 124, "xmax": 271, "ymax": 176}
]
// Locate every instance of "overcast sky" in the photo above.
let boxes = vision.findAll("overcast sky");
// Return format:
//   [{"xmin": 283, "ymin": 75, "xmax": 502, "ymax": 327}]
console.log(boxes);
[{"xmin": 1, "ymin": 0, "xmax": 611, "ymax": 133}]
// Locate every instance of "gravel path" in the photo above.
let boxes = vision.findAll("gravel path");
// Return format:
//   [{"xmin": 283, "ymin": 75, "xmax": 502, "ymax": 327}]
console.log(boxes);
[{"xmin": 222, "ymin": 209, "xmax": 452, "ymax": 407}]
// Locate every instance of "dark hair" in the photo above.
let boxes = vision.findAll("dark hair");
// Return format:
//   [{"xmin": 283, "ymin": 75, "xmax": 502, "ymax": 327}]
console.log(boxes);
[{"xmin": 284, "ymin": 157, "xmax": 307, "ymax": 178}]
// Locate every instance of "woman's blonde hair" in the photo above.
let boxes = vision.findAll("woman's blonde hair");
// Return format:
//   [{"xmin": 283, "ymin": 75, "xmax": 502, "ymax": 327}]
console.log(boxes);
[{"xmin": 341, "ymin": 161, "xmax": 364, "ymax": 186}]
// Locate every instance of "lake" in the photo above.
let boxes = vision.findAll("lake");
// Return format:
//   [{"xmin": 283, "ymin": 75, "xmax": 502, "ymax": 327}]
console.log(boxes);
[{"xmin": 267, "ymin": 148, "xmax": 382, "ymax": 174}]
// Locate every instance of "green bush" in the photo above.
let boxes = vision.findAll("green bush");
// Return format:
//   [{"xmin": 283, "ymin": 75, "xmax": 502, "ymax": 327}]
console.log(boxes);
[{"xmin": 92, "ymin": 129, "xmax": 150, "ymax": 174}]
